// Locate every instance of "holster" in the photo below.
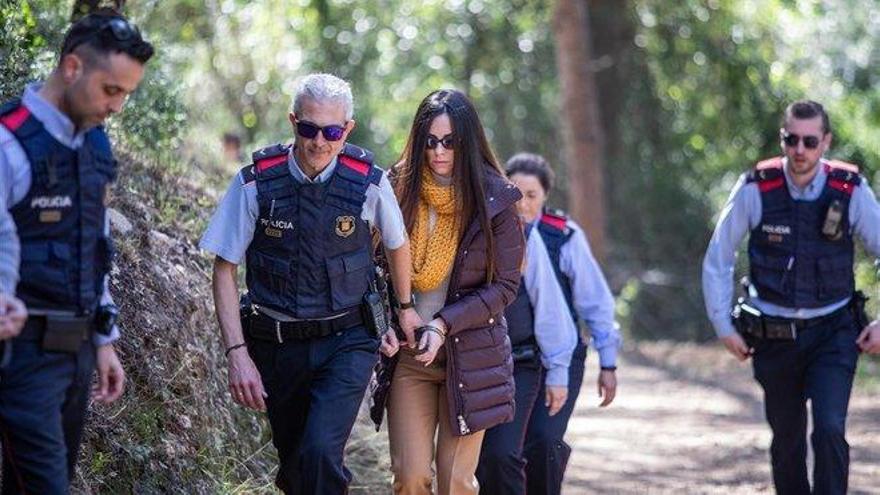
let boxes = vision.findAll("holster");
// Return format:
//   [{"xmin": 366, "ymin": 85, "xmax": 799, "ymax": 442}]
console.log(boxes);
[
  {"xmin": 239, "ymin": 293, "xmax": 255, "ymax": 335},
  {"xmin": 731, "ymin": 297, "xmax": 762, "ymax": 347},
  {"xmin": 850, "ymin": 290, "xmax": 870, "ymax": 330}
]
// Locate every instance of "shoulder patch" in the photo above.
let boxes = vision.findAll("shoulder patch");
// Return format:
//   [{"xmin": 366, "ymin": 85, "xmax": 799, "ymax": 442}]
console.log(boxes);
[
  {"xmin": 540, "ymin": 212, "xmax": 568, "ymax": 232},
  {"xmin": 338, "ymin": 143, "xmax": 375, "ymax": 177},
  {"xmin": 339, "ymin": 154, "xmax": 369, "ymax": 176},
  {"xmin": 341, "ymin": 143, "xmax": 374, "ymax": 164},
  {"xmin": 252, "ymin": 144, "xmax": 290, "ymax": 173},
  {"xmin": 825, "ymin": 160, "xmax": 861, "ymax": 196},
  {"xmin": 748, "ymin": 158, "xmax": 785, "ymax": 192},
  {"xmin": 0, "ymin": 105, "xmax": 31, "ymax": 132}
]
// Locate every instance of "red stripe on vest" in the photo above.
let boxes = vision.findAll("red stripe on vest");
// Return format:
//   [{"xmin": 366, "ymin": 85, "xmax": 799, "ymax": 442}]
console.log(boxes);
[
  {"xmin": 0, "ymin": 106, "xmax": 30, "ymax": 132},
  {"xmin": 541, "ymin": 214, "xmax": 567, "ymax": 231},
  {"xmin": 255, "ymin": 154, "xmax": 287, "ymax": 172},
  {"xmin": 828, "ymin": 178, "xmax": 855, "ymax": 196},
  {"xmin": 339, "ymin": 155, "xmax": 369, "ymax": 176},
  {"xmin": 758, "ymin": 177, "xmax": 784, "ymax": 193}
]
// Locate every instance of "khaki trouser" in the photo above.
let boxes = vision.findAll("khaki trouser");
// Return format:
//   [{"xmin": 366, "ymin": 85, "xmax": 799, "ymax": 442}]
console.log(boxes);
[{"xmin": 387, "ymin": 350, "xmax": 485, "ymax": 495}]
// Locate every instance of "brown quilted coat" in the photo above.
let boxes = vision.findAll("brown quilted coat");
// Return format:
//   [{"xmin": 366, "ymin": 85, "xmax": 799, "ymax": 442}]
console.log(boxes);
[{"xmin": 371, "ymin": 168, "xmax": 525, "ymax": 436}]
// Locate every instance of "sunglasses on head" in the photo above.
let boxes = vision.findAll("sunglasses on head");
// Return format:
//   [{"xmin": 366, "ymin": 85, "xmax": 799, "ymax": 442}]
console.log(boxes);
[
  {"xmin": 426, "ymin": 134, "xmax": 454, "ymax": 150},
  {"xmin": 66, "ymin": 17, "xmax": 141, "ymax": 54},
  {"xmin": 782, "ymin": 131, "xmax": 821, "ymax": 150},
  {"xmin": 295, "ymin": 120, "xmax": 347, "ymax": 141}
]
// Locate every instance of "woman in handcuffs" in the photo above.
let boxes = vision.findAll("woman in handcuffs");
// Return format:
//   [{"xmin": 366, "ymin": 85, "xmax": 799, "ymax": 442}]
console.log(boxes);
[{"xmin": 373, "ymin": 89, "xmax": 526, "ymax": 495}]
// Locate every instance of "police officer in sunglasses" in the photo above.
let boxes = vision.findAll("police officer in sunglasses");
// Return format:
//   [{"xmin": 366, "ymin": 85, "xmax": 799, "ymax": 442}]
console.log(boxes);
[
  {"xmin": 703, "ymin": 100, "xmax": 880, "ymax": 494},
  {"xmin": 200, "ymin": 73, "xmax": 419, "ymax": 494},
  {"xmin": 0, "ymin": 12, "xmax": 153, "ymax": 493}
]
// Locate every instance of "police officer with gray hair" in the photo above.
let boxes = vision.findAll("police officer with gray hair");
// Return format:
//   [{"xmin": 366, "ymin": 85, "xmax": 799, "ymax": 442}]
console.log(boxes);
[
  {"xmin": 0, "ymin": 12, "xmax": 153, "ymax": 493},
  {"xmin": 200, "ymin": 73, "xmax": 419, "ymax": 494},
  {"xmin": 703, "ymin": 100, "xmax": 880, "ymax": 494}
]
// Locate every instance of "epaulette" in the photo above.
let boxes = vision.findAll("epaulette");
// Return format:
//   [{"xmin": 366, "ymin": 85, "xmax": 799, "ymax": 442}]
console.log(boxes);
[
  {"xmin": 747, "ymin": 157, "xmax": 785, "ymax": 192},
  {"xmin": 338, "ymin": 143, "xmax": 374, "ymax": 177},
  {"xmin": 0, "ymin": 102, "xmax": 29, "ymax": 132},
  {"xmin": 252, "ymin": 143, "xmax": 291, "ymax": 173},
  {"xmin": 238, "ymin": 164, "xmax": 256, "ymax": 185},
  {"xmin": 825, "ymin": 160, "xmax": 861, "ymax": 196},
  {"xmin": 540, "ymin": 209, "xmax": 568, "ymax": 232}
]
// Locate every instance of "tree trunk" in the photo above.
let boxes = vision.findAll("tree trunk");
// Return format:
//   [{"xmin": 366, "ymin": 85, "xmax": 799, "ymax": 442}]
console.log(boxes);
[{"xmin": 553, "ymin": 0, "xmax": 608, "ymax": 261}]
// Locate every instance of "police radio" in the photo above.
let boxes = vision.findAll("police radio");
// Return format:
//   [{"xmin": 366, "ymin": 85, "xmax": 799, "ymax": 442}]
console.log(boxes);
[
  {"xmin": 822, "ymin": 199, "xmax": 844, "ymax": 241},
  {"xmin": 363, "ymin": 268, "xmax": 390, "ymax": 337}
]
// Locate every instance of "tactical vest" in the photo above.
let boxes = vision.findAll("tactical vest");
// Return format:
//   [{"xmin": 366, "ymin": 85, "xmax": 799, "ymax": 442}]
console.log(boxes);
[
  {"xmin": 537, "ymin": 209, "xmax": 578, "ymax": 323},
  {"xmin": 747, "ymin": 157, "xmax": 859, "ymax": 308},
  {"xmin": 243, "ymin": 143, "xmax": 383, "ymax": 319},
  {"xmin": 505, "ymin": 224, "xmax": 536, "ymax": 347},
  {"xmin": 0, "ymin": 99, "xmax": 116, "ymax": 314}
]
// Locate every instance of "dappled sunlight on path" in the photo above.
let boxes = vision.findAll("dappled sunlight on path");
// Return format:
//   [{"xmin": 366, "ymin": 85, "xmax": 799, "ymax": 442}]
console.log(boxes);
[{"xmin": 563, "ymin": 343, "xmax": 880, "ymax": 494}]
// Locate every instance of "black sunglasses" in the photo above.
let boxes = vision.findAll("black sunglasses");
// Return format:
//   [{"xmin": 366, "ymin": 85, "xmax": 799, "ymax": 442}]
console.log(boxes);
[
  {"xmin": 426, "ymin": 134, "xmax": 454, "ymax": 150},
  {"xmin": 782, "ymin": 131, "xmax": 821, "ymax": 150},
  {"xmin": 295, "ymin": 120, "xmax": 347, "ymax": 141},
  {"xmin": 65, "ymin": 17, "xmax": 141, "ymax": 54}
]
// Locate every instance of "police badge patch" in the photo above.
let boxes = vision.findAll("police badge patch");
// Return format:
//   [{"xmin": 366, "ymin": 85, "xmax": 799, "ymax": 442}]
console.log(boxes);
[{"xmin": 336, "ymin": 215, "xmax": 356, "ymax": 237}]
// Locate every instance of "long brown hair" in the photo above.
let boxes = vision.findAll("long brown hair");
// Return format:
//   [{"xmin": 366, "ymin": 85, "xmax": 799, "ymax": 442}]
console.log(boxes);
[{"xmin": 393, "ymin": 89, "xmax": 505, "ymax": 283}]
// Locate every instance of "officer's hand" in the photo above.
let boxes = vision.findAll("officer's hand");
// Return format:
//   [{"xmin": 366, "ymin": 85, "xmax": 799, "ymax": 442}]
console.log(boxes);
[
  {"xmin": 545, "ymin": 385, "xmax": 568, "ymax": 416},
  {"xmin": 93, "ymin": 344, "xmax": 125, "ymax": 404},
  {"xmin": 598, "ymin": 369, "xmax": 617, "ymax": 407},
  {"xmin": 720, "ymin": 333, "xmax": 752, "ymax": 361},
  {"xmin": 227, "ymin": 349, "xmax": 267, "ymax": 412},
  {"xmin": 0, "ymin": 293, "xmax": 27, "ymax": 340},
  {"xmin": 396, "ymin": 307, "xmax": 422, "ymax": 349},
  {"xmin": 414, "ymin": 319, "xmax": 446, "ymax": 367},
  {"xmin": 856, "ymin": 320, "xmax": 880, "ymax": 354},
  {"xmin": 380, "ymin": 328, "xmax": 400, "ymax": 357}
]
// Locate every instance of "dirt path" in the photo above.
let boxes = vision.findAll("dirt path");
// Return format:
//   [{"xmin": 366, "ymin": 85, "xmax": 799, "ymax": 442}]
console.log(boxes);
[{"xmin": 563, "ymin": 343, "xmax": 880, "ymax": 494}]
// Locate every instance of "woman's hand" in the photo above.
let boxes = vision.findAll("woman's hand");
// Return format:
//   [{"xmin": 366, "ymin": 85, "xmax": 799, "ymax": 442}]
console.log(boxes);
[
  {"xmin": 414, "ymin": 318, "xmax": 447, "ymax": 366},
  {"xmin": 380, "ymin": 328, "xmax": 401, "ymax": 357}
]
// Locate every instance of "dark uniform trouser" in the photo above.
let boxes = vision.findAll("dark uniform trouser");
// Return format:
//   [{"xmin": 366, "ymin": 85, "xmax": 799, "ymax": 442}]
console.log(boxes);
[
  {"xmin": 752, "ymin": 307, "xmax": 859, "ymax": 495},
  {"xmin": 476, "ymin": 357, "xmax": 544, "ymax": 495},
  {"xmin": 0, "ymin": 339, "xmax": 96, "ymax": 495},
  {"xmin": 523, "ymin": 340, "xmax": 587, "ymax": 495},
  {"xmin": 246, "ymin": 324, "xmax": 379, "ymax": 495}
]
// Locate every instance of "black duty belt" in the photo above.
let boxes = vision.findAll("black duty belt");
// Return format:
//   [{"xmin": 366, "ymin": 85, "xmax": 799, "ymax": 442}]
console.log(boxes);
[
  {"xmin": 248, "ymin": 310, "xmax": 364, "ymax": 343},
  {"xmin": 18, "ymin": 314, "xmax": 94, "ymax": 342},
  {"xmin": 743, "ymin": 304, "xmax": 849, "ymax": 341}
]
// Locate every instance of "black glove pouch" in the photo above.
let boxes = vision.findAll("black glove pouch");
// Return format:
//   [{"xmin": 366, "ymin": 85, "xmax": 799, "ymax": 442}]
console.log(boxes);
[{"xmin": 42, "ymin": 315, "xmax": 90, "ymax": 353}]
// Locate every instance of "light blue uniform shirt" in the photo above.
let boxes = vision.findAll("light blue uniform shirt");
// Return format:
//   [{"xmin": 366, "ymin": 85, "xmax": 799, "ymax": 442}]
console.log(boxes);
[
  {"xmin": 523, "ymin": 230, "xmax": 578, "ymax": 387},
  {"xmin": 547, "ymin": 218, "xmax": 621, "ymax": 368},
  {"xmin": 703, "ymin": 158, "xmax": 880, "ymax": 337},
  {"xmin": 0, "ymin": 83, "xmax": 120, "ymax": 346}
]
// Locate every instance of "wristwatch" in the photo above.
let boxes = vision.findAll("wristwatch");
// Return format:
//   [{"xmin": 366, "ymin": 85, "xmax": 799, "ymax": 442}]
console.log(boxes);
[
  {"xmin": 600, "ymin": 366, "xmax": 617, "ymax": 372},
  {"xmin": 395, "ymin": 296, "xmax": 415, "ymax": 310}
]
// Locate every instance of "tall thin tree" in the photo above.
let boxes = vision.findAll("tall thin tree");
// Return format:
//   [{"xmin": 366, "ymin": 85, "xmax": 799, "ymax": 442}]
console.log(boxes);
[{"xmin": 553, "ymin": 0, "xmax": 608, "ymax": 261}]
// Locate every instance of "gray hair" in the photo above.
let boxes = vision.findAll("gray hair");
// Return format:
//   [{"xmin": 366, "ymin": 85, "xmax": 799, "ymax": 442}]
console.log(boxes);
[{"xmin": 292, "ymin": 73, "xmax": 354, "ymax": 121}]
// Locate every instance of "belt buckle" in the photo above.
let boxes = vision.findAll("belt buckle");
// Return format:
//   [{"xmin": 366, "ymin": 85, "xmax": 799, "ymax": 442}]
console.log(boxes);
[
  {"xmin": 789, "ymin": 321, "xmax": 798, "ymax": 340},
  {"xmin": 275, "ymin": 321, "xmax": 283, "ymax": 344}
]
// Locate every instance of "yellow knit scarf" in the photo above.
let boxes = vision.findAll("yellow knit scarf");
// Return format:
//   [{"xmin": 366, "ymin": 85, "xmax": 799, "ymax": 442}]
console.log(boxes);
[{"xmin": 410, "ymin": 168, "xmax": 460, "ymax": 292}]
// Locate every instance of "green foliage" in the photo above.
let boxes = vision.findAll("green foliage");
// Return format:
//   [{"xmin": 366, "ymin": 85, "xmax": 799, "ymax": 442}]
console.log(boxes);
[
  {"xmin": 607, "ymin": 0, "xmax": 880, "ymax": 340},
  {"xmin": 128, "ymin": 0, "xmax": 559, "ymax": 172},
  {"xmin": 0, "ymin": 0, "xmax": 67, "ymax": 101}
]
